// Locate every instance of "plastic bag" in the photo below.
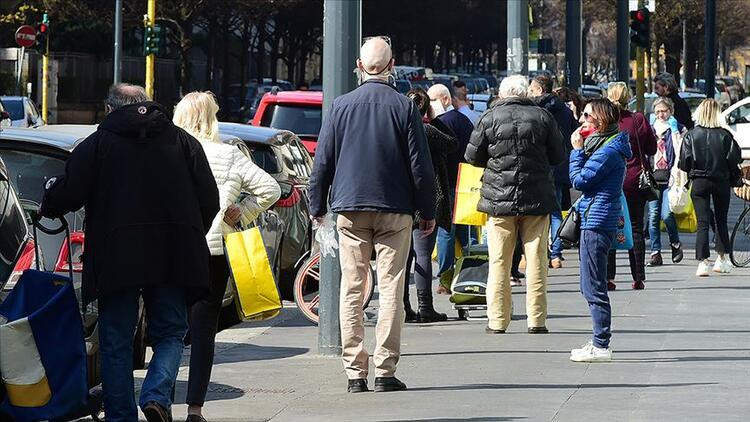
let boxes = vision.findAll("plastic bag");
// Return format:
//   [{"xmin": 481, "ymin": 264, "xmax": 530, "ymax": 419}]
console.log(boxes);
[
  {"xmin": 668, "ymin": 186, "xmax": 690, "ymax": 215},
  {"xmin": 314, "ymin": 212, "xmax": 339, "ymax": 258}
]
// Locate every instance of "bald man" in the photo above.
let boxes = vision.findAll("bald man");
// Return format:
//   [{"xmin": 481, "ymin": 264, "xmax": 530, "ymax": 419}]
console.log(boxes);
[
  {"xmin": 428, "ymin": 82, "xmax": 477, "ymax": 284},
  {"xmin": 309, "ymin": 36, "xmax": 436, "ymax": 393}
]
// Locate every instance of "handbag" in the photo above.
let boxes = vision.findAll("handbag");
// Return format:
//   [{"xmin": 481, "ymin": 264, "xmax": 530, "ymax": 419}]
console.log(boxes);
[
  {"xmin": 224, "ymin": 221, "xmax": 282, "ymax": 321},
  {"xmin": 556, "ymin": 199, "xmax": 581, "ymax": 248},
  {"xmin": 634, "ymin": 114, "xmax": 659, "ymax": 201},
  {"xmin": 453, "ymin": 163, "xmax": 489, "ymax": 226}
]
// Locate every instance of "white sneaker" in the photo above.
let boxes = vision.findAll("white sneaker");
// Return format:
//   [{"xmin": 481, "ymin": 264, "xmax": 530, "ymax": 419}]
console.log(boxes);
[
  {"xmin": 570, "ymin": 341, "xmax": 612, "ymax": 362},
  {"xmin": 696, "ymin": 260, "xmax": 711, "ymax": 277},
  {"xmin": 713, "ymin": 256, "xmax": 732, "ymax": 274}
]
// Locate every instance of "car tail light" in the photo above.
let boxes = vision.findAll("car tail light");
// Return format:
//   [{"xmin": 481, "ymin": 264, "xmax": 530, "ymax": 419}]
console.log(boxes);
[
  {"xmin": 7, "ymin": 239, "xmax": 37, "ymax": 291},
  {"xmin": 276, "ymin": 186, "xmax": 301, "ymax": 208},
  {"xmin": 55, "ymin": 231, "xmax": 84, "ymax": 273}
]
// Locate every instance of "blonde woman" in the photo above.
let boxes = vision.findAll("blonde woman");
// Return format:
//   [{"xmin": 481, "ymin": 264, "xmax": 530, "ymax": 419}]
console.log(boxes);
[
  {"xmin": 605, "ymin": 82, "xmax": 656, "ymax": 291},
  {"xmin": 678, "ymin": 99, "xmax": 743, "ymax": 276},
  {"xmin": 173, "ymin": 92, "xmax": 280, "ymax": 422}
]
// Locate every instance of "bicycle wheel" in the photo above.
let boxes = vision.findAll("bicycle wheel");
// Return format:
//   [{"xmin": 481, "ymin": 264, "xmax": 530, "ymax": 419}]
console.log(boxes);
[
  {"xmin": 730, "ymin": 206, "xmax": 750, "ymax": 267},
  {"xmin": 293, "ymin": 252, "xmax": 376, "ymax": 325}
]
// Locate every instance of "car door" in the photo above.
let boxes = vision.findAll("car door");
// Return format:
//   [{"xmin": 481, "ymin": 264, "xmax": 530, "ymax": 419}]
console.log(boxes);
[
  {"xmin": 725, "ymin": 101, "xmax": 750, "ymax": 159},
  {"xmin": 0, "ymin": 158, "xmax": 30, "ymax": 291}
]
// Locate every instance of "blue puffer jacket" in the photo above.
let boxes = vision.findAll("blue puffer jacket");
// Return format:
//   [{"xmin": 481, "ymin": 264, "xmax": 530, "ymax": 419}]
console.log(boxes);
[{"xmin": 569, "ymin": 131, "xmax": 633, "ymax": 232}]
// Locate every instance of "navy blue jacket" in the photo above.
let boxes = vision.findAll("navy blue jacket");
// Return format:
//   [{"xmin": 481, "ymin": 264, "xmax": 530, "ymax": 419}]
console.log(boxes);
[
  {"xmin": 537, "ymin": 94, "xmax": 576, "ymax": 187},
  {"xmin": 438, "ymin": 109, "xmax": 474, "ymax": 189},
  {"xmin": 309, "ymin": 80, "xmax": 436, "ymax": 219},
  {"xmin": 569, "ymin": 131, "xmax": 633, "ymax": 232}
]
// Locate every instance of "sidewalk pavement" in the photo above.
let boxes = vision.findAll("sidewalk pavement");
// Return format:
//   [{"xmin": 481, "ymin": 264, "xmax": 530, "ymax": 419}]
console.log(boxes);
[{"xmin": 126, "ymin": 234, "xmax": 750, "ymax": 422}]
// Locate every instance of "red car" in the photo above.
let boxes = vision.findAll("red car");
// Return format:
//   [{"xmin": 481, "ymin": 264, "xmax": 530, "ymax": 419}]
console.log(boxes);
[{"xmin": 250, "ymin": 90, "xmax": 322, "ymax": 155}]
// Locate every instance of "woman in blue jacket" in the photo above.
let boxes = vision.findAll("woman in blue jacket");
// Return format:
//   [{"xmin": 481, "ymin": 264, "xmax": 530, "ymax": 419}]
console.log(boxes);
[{"xmin": 568, "ymin": 99, "xmax": 633, "ymax": 363}]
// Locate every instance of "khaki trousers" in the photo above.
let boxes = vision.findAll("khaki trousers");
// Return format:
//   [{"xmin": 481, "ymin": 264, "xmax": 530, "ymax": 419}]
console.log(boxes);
[
  {"xmin": 337, "ymin": 211, "xmax": 412, "ymax": 379},
  {"xmin": 486, "ymin": 215, "xmax": 550, "ymax": 331}
]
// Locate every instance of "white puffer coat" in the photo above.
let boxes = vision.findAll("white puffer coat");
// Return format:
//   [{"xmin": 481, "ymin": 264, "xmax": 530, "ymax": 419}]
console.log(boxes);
[{"xmin": 199, "ymin": 140, "xmax": 281, "ymax": 255}]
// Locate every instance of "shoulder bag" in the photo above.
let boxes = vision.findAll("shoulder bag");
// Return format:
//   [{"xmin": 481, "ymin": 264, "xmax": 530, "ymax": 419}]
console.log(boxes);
[{"xmin": 634, "ymin": 114, "xmax": 660, "ymax": 201}]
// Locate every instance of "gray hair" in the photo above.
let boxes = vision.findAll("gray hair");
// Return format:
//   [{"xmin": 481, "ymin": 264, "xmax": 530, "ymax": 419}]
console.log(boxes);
[
  {"xmin": 653, "ymin": 72, "xmax": 678, "ymax": 93},
  {"xmin": 652, "ymin": 96, "xmax": 674, "ymax": 113},
  {"xmin": 498, "ymin": 75, "xmax": 529, "ymax": 99},
  {"xmin": 106, "ymin": 83, "xmax": 150, "ymax": 110}
]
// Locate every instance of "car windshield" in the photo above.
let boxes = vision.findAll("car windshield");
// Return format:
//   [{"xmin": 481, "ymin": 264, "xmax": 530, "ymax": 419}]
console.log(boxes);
[
  {"xmin": 263, "ymin": 104, "xmax": 322, "ymax": 136},
  {"xmin": 247, "ymin": 144, "xmax": 281, "ymax": 174},
  {"xmin": 0, "ymin": 149, "xmax": 65, "ymax": 204},
  {"xmin": 2, "ymin": 100, "xmax": 24, "ymax": 121}
]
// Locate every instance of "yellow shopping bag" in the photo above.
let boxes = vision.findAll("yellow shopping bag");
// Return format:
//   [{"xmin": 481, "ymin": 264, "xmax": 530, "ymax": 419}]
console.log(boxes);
[
  {"xmin": 662, "ymin": 191, "xmax": 697, "ymax": 233},
  {"xmin": 453, "ymin": 163, "xmax": 488, "ymax": 226},
  {"xmin": 224, "ymin": 226, "xmax": 282, "ymax": 321}
]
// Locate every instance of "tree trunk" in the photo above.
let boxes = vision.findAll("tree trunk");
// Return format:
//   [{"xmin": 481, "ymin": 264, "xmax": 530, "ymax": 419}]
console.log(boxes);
[{"xmin": 221, "ymin": 16, "xmax": 231, "ymax": 113}]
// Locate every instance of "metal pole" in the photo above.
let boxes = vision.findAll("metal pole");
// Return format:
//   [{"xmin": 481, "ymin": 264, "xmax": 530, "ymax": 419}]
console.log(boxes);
[
  {"xmin": 114, "ymin": 0, "xmax": 123, "ymax": 84},
  {"xmin": 704, "ymin": 0, "xmax": 716, "ymax": 97},
  {"xmin": 145, "ymin": 0, "xmax": 156, "ymax": 99},
  {"xmin": 616, "ymin": 0, "xmax": 629, "ymax": 82},
  {"xmin": 506, "ymin": 0, "xmax": 528, "ymax": 75},
  {"xmin": 565, "ymin": 0, "xmax": 582, "ymax": 89},
  {"xmin": 15, "ymin": 47, "xmax": 24, "ymax": 96},
  {"xmin": 319, "ymin": 0, "xmax": 361, "ymax": 357},
  {"xmin": 636, "ymin": 0, "xmax": 645, "ymax": 112},
  {"xmin": 42, "ymin": 41, "xmax": 48, "ymax": 122},
  {"xmin": 682, "ymin": 18, "xmax": 687, "ymax": 87}
]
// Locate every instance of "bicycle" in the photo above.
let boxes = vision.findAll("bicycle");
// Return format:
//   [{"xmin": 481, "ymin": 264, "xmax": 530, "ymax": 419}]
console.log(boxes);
[
  {"xmin": 293, "ymin": 251, "xmax": 376, "ymax": 325},
  {"xmin": 730, "ymin": 168, "xmax": 750, "ymax": 267}
]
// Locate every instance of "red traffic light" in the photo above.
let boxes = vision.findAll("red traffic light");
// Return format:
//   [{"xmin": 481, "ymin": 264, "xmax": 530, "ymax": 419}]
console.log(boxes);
[
  {"xmin": 635, "ymin": 10, "xmax": 646, "ymax": 21},
  {"xmin": 38, "ymin": 23, "xmax": 47, "ymax": 33}
]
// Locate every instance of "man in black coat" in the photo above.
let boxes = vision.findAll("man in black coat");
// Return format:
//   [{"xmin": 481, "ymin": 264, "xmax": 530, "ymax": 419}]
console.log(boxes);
[
  {"xmin": 465, "ymin": 75, "xmax": 565, "ymax": 336},
  {"xmin": 654, "ymin": 72, "xmax": 694, "ymax": 130},
  {"xmin": 41, "ymin": 84, "xmax": 219, "ymax": 422},
  {"xmin": 529, "ymin": 73, "xmax": 577, "ymax": 268}
]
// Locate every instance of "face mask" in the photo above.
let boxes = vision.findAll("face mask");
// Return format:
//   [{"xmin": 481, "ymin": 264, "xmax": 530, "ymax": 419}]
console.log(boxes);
[{"xmin": 430, "ymin": 100, "xmax": 446, "ymax": 116}]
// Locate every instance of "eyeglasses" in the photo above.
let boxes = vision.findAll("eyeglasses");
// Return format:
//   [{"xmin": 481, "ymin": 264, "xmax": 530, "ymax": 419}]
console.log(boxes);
[{"xmin": 362, "ymin": 35, "xmax": 391, "ymax": 46}]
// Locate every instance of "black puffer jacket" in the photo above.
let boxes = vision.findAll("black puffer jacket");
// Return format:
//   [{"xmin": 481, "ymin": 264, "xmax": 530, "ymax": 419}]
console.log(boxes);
[
  {"xmin": 678, "ymin": 126, "xmax": 742, "ymax": 182},
  {"xmin": 424, "ymin": 118, "xmax": 458, "ymax": 230},
  {"xmin": 464, "ymin": 97, "xmax": 566, "ymax": 217}
]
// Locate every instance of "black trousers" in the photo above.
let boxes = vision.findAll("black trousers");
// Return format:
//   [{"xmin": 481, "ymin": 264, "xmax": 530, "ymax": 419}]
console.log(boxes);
[
  {"xmin": 186, "ymin": 255, "xmax": 230, "ymax": 406},
  {"xmin": 691, "ymin": 177, "xmax": 731, "ymax": 260},
  {"xmin": 607, "ymin": 194, "xmax": 647, "ymax": 283}
]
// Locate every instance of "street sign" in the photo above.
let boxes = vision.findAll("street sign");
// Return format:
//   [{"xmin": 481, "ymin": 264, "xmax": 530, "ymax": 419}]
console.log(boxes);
[{"xmin": 14, "ymin": 25, "xmax": 37, "ymax": 48}]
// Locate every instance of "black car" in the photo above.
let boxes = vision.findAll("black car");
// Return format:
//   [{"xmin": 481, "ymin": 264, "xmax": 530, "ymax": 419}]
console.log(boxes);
[{"xmin": 218, "ymin": 122, "xmax": 313, "ymax": 299}]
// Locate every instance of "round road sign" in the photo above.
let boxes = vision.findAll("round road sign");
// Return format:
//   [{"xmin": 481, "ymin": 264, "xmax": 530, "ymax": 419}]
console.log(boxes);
[{"xmin": 15, "ymin": 25, "xmax": 37, "ymax": 48}]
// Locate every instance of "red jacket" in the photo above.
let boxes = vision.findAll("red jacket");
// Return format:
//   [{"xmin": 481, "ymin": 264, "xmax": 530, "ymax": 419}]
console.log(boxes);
[{"xmin": 619, "ymin": 110, "xmax": 657, "ymax": 199}]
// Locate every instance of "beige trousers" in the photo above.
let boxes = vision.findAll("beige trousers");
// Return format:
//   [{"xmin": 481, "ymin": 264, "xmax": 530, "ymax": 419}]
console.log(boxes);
[
  {"xmin": 337, "ymin": 211, "xmax": 412, "ymax": 379},
  {"xmin": 485, "ymin": 215, "xmax": 550, "ymax": 331}
]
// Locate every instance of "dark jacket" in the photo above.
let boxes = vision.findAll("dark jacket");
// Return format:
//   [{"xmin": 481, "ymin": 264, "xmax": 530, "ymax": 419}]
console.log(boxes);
[
  {"xmin": 678, "ymin": 126, "xmax": 742, "ymax": 182},
  {"xmin": 438, "ymin": 109, "xmax": 475, "ymax": 189},
  {"xmin": 464, "ymin": 97, "xmax": 566, "ymax": 217},
  {"xmin": 40, "ymin": 102, "xmax": 220, "ymax": 307},
  {"xmin": 669, "ymin": 91, "xmax": 695, "ymax": 130},
  {"xmin": 309, "ymin": 80, "xmax": 436, "ymax": 219},
  {"xmin": 619, "ymin": 110, "xmax": 657, "ymax": 198},
  {"xmin": 570, "ymin": 131, "xmax": 633, "ymax": 232},
  {"xmin": 424, "ymin": 118, "xmax": 458, "ymax": 230},
  {"xmin": 536, "ymin": 93, "xmax": 576, "ymax": 187}
]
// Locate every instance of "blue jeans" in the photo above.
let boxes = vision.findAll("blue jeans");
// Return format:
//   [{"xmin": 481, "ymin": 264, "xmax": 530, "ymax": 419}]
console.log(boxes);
[
  {"xmin": 98, "ymin": 286, "xmax": 188, "ymax": 422},
  {"xmin": 437, "ymin": 223, "xmax": 477, "ymax": 275},
  {"xmin": 580, "ymin": 229, "xmax": 614, "ymax": 349},
  {"xmin": 549, "ymin": 186, "xmax": 564, "ymax": 259},
  {"xmin": 648, "ymin": 186, "xmax": 680, "ymax": 253}
]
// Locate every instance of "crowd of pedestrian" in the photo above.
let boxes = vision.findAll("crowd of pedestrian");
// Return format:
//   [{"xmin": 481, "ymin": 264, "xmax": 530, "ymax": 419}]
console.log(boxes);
[{"xmin": 33, "ymin": 34, "xmax": 745, "ymax": 420}]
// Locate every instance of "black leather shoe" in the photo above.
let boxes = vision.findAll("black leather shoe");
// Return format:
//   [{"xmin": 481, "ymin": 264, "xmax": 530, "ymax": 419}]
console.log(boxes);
[
  {"xmin": 671, "ymin": 242, "xmax": 684, "ymax": 263},
  {"xmin": 648, "ymin": 252, "xmax": 663, "ymax": 267},
  {"xmin": 485, "ymin": 326, "xmax": 505, "ymax": 334},
  {"xmin": 404, "ymin": 306, "xmax": 418, "ymax": 323},
  {"xmin": 374, "ymin": 377, "xmax": 407, "ymax": 392},
  {"xmin": 186, "ymin": 415, "xmax": 207, "ymax": 422},
  {"xmin": 347, "ymin": 378, "xmax": 369, "ymax": 393},
  {"xmin": 142, "ymin": 401, "xmax": 172, "ymax": 422},
  {"xmin": 528, "ymin": 326, "xmax": 549, "ymax": 334},
  {"xmin": 417, "ymin": 308, "xmax": 448, "ymax": 323}
]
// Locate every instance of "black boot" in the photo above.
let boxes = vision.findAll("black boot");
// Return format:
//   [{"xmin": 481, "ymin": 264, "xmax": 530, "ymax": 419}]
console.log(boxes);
[
  {"xmin": 416, "ymin": 288, "xmax": 447, "ymax": 323},
  {"xmin": 403, "ymin": 285, "xmax": 418, "ymax": 323}
]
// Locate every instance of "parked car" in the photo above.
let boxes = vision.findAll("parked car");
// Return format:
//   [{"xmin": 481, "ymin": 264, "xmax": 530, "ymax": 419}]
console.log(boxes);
[
  {"xmin": 0, "ymin": 96, "xmax": 44, "ymax": 128},
  {"xmin": 226, "ymin": 79, "xmax": 294, "ymax": 122},
  {"xmin": 0, "ymin": 102, "xmax": 11, "ymax": 129},
  {"xmin": 581, "ymin": 84, "xmax": 605, "ymax": 99},
  {"xmin": 694, "ymin": 80, "xmax": 731, "ymax": 110},
  {"xmin": 722, "ymin": 96, "xmax": 750, "ymax": 160},
  {"xmin": 0, "ymin": 155, "xmax": 29, "ymax": 295},
  {"xmin": 409, "ymin": 79, "xmax": 434, "ymax": 91},
  {"xmin": 251, "ymin": 90, "xmax": 323, "ymax": 155},
  {"xmin": 717, "ymin": 76, "xmax": 746, "ymax": 103},
  {"xmin": 467, "ymin": 93, "xmax": 494, "ymax": 114},
  {"xmin": 219, "ymin": 123, "xmax": 313, "ymax": 300}
]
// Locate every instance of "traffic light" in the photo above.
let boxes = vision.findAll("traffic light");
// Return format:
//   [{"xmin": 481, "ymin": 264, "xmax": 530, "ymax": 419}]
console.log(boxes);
[
  {"xmin": 143, "ymin": 24, "xmax": 162, "ymax": 56},
  {"xmin": 630, "ymin": 8, "xmax": 650, "ymax": 49},
  {"xmin": 36, "ymin": 12, "xmax": 49, "ymax": 53}
]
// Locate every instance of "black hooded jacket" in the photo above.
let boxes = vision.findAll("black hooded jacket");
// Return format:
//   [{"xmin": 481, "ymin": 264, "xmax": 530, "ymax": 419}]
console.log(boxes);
[
  {"xmin": 536, "ymin": 93, "xmax": 576, "ymax": 187},
  {"xmin": 40, "ymin": 102, "xmax": 219, "ymax": 306}
]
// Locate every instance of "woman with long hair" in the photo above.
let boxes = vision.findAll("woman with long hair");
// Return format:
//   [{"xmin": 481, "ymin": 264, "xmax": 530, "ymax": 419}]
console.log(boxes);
[
  {"xmin": 679, "ymin": 99, "xmax": 743, "ymax": 276},
  {"xmin": 605, "ymin": 82, "xmax": 657, "ymax": 290},
  {"xmin": 569, "ymin": 99, "xmax": 632, "ymax": 362},
  {"xmin": 173, "ymin": 92, "xmax": 281, "ymax": 421},
  {"xmin": 403, "ymin": 88, "xmax": 457, "ymax": 322}
]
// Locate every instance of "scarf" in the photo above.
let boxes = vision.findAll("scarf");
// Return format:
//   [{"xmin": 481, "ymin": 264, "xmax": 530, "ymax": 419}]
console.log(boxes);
[{"xmin": 583, "ymin": 124, "xmax": 619, "ymax": 156}]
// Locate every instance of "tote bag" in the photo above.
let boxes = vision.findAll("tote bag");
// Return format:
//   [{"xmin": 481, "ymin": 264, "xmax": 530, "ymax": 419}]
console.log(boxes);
[
  {"xmin": 613, "ymin": 193, "xmax": 634, "ymax": 250},
  {"xmin": 453, "ymin": 163, "xmax": 488, "ymax": 226},
  {"xmin": 224, "ymin": 225, "xmax": 282, "ymax": 321}
]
